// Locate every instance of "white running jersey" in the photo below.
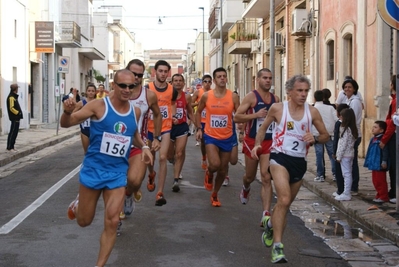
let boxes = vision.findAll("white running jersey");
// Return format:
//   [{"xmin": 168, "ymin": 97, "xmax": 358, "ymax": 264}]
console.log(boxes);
[
  {"xmin": 129, "ymin": 87, "xmax": 149, "ymax": 142},
  {"xmin": 271, "ymin": 101, "xmax": 312, "ymax": 158}
]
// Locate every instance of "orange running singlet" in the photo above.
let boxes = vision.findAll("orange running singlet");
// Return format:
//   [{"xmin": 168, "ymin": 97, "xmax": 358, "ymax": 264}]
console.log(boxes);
[
  {"xmin": 204, "ymin": 90, "xmax": 234, "ymax": 139},
  {"xmin": 147, "ymin": 82, "xmax": 173, "ymax": 133}
]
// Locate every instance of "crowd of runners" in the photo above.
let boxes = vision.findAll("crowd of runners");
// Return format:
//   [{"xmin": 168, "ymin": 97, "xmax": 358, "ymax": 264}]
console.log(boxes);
[{"xmin": 61, "ymin": 58, "xmax": 330, "ymax": 266}]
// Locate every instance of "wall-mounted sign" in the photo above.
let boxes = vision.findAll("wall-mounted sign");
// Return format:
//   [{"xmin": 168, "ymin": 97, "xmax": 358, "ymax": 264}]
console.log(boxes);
[
  {"xmin": 35, "ymin": 21, "xmax": 54, "ymax": 53},
  {"xmin": 58, "ymin": 56, "xmax": 70, "ymax": 73},
  {"xmin": 378, "ymin": 0, "xmax": 399, "ymax": 30}
]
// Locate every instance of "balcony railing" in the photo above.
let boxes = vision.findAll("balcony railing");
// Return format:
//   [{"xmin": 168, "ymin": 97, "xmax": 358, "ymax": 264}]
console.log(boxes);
[
  {"xmin": 228, "ymin": 21, "xmax": 257, "ymax": 44},
  {"xmin": 56, "ymin": 21, "xmax": 81, "ymax": 47},
  {"xmin": 208, "ymin": 7, "xmax": 219, "ymax": 33}
]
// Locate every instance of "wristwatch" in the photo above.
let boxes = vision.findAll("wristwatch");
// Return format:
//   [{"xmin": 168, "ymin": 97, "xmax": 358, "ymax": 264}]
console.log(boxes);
[{"xmin": 154, "ymin": 135, "xmax": 162, "ymax": 142}]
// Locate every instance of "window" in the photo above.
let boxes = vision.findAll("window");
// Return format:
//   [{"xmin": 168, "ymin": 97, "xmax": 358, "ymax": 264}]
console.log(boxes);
[
  {"xmin": 327, "ymin": 40, "xmax": 334, "ymax": 80},
  {"xmin": 343, "ymin": 34, "xmax": 353, "ymax": 77},
  {"xmin": 14, "ymin": 20, "xmax": 17, "ymax": 38}
]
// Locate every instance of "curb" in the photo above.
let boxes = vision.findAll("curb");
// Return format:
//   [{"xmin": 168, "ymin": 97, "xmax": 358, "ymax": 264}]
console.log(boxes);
[
  {"xmin": 302, "ymin": 177, "xmax": 399, "ymax": 246},
  {"xmin": 0, "ymin": 130, "xmax": 80, "ymax": 167}
]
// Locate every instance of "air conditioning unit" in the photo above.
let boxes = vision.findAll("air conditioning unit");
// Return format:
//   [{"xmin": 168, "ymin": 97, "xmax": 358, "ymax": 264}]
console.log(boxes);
[
  {"xmin": 275, "ymin": 32, "xmax": 283, "ymax": 47},
  {"xmin": 291, "ymin": 9, "xmax": 308, "ymax": 34},
  {"xmin": 263, "ymin": 39, "xmax": 270, "ymax": 54},
  {"xmin": 251, "ymin": 39, "xmax": 261, "ymax": 53}
]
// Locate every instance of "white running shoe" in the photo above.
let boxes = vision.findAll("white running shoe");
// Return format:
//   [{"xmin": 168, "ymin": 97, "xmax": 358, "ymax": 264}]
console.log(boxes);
[
  {"xmin": 335, "ymin": 193, "xmax": 351, "ymax": 201},
  {"xmin": 222, "ymin": 176, "xmax": 229, "ymax": 186}
]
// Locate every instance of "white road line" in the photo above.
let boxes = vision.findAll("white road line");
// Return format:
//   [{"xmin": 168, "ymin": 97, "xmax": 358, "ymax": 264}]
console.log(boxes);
[{"xmin": 0, "ymin": 165, "xmax": 81, "ymax": 235}]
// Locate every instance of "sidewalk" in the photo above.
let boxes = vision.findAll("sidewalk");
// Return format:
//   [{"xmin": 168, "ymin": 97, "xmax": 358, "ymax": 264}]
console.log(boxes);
[
  {"xmin": 236, "ymin": 141, "xmax": 399, "ymax": 246},
  {"xmin": 0, "ymin": 123, "xmax": 80, "ymax": 167},
  {"xmin": 2, "ymin": 125, "xmax": 399, "ymax": 245}
]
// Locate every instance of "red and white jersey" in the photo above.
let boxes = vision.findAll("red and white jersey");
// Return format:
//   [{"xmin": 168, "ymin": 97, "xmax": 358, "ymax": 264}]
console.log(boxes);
[
  {"xmin": 129, "ymin": 87, "xmax": 149, "ymax": 143},
  {"xmin": 271, "ymin": 101, "xmax": 312, "ymax": 158}
]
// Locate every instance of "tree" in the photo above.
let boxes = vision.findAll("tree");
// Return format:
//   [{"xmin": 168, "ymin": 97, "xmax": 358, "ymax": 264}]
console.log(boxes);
[{"xmin": 92, "ymin": 68, "xmax": 106, "ymax": 83}]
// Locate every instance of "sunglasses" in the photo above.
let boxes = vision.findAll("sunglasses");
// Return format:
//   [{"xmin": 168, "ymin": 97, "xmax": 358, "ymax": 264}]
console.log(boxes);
[
  {"xmin": 131, "ymin": 71, "xmax": 144, "ymax": 78},
  {"xmin": 116, "ymin": 83, "xmax": 135, "ymax": 89},
  {"xmin": 203, "ymin": 80, "xmax": 212, "ymax": 83}
]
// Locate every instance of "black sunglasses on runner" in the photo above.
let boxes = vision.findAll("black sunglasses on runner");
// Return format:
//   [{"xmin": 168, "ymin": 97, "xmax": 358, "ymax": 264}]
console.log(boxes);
[
  {"xmin": 131, "ymin": 71, "xmax": 144, "ymax": 78},
  {"xmin": 116, "ymin": 83, "xmax": 135, "ymax": 89}
]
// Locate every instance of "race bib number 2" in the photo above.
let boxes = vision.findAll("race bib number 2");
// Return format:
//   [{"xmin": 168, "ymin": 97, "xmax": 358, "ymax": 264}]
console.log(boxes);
[{"xmin": 100, "ymin": 132, "xmax": 131, "ymax": 157}]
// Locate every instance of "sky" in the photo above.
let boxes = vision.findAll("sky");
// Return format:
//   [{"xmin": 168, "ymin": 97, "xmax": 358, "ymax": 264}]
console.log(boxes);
[{"xmin": 121, "ymin": 0, "xmax": 210, "ymax": 50}]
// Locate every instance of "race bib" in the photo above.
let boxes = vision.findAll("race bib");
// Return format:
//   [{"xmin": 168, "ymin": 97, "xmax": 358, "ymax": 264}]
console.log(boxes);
[
  {"xmin": 176, "ymin": 108, "xmax": 183, "ymax": 119},
  {"xmin": 100, "ymin": 132, "xmax": 131, "ymax": 157},
  {"xmin": 160, "ymin": 106, "xmax": 169, "ymax": 119},
  {"xmin": 210, "ymin": 115, "xmax": 228, "ymax": 128},
  {"xmin": 148, "ymin": 110, "xmax": 153, "ymax": 120},
  {"xmin": 81, "ymin": 119, "xmax": 90, "ymax": 128},
  {"xmin": 201, "ymin": 109, "xmax": 206, "ymax": 118}
]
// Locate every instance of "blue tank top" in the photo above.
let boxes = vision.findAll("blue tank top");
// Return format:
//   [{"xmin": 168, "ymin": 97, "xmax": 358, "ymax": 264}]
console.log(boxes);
[
  {"xmin": 245, "ymin": 90, "xmax": 276, "ymax": 140},
  {"xmin": 79, "ymin": 99, "xmax": 90, "ymax": 136},
  {"xmin": 82, "ymin": 97, "xmax": 137, "ymax": 173}
]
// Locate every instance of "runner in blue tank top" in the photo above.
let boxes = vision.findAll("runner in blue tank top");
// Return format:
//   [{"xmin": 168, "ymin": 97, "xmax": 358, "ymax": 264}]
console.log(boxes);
[
  {"xmin": 73, "ymin": 83, "xmax": 97, "ymax": 153},
  {"xmin": 61, "ymin": 69, "xmax": 153, "ymax": 267}
]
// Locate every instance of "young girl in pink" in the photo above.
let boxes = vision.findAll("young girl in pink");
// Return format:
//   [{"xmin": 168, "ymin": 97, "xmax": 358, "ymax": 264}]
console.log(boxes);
[{"xmin": 335, "ymin": 108, "xmax": 358, "ymax": 201}]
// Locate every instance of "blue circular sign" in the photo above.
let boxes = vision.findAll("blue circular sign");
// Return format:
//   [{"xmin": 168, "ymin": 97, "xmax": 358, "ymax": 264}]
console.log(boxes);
[
  {"xmin": 378, "ymin": 0, "xmax": 399, "ymax": 30},
  {"xmin": 60, "ymin": 58, "xmax": 68, "ymax": 66}
]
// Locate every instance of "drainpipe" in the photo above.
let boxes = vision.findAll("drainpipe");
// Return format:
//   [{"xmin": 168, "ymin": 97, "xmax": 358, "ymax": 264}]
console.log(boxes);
[
  {"xmin": 0, "ymin": 0, "xmax": 2, "ymax": 133},
  {"xmin": 270, "ymin": 0, "xmax": 275, "ymax": 91},
  {"xmin": 285, "ymin": 0, "xmax": 289, "ymax": 84},
  {"xmin": 220, "ymin": 0, "xmax": 224, "ymax": 67}
]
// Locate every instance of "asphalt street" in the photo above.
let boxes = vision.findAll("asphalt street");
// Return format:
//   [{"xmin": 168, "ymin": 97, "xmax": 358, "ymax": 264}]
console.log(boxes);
[{"xmin": 0, "ymin": 136, "xmax": 351, "ymax": 267}]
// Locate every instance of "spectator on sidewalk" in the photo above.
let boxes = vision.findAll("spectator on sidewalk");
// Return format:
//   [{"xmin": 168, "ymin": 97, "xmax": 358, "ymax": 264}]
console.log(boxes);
[
  {"xmin": 341, "ymin": 77, "xmax": 363, "ymax": 195},
  {"xmin": 380, "ymin": 74, "xmax": 397, "ymax": 204},
  {"xmin": 322, "ymin": 88, "xmax": 336, "ymax": 109},
  {"xmin": 364, "ymin": 121, "xmax": 389, "ymax": 203},
  {"xmin": 335, "ymin": 108, "xmax": 358, "ymax": 201},
  {"xmin": 6, "ymin": 83, "xmax": 23, "ymax": 152},
  {"xmin": 332, "ymin": 104, "xmax": 349, "ymax": 197},
  {"xmin": 312, "ymin": 90, "xmax": 338, "ymax": 182}
]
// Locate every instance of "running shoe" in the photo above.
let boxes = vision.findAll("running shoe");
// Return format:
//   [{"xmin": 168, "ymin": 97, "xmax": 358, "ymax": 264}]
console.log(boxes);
[
  {"xmin": 178, "ymin": 173, "xmax": 183, "ymax": 180},
  {"xmin": 196, "ymin": 141, "xmax": 200, "ymax": 146},
  {"xmin": 67, "ymin": 194, "xmax": 79, "ymax": 220},
  {"xmin": 314, "ymin": 176, "xmax": 324, "ymax": 182},
  {"xmin": 222, "ymin": 176, "xmax": 229, "ymax": 186},
  {"xmin": 204, "ymin": 170, "xmax": 213, "ymax": 191},
  {"xmin": 201, "ymin": 160, "xmax": 207, "ymax": 170},
  {"xmin": 260, "ymin": 211, "xmax": 271, "ymax": 227},
  {"xmin": 155, "ymin": 192, "xmax": 167, "ymax": 206},
  {"xmin": 119, "ymin": 211, "xmax": 126, "ymax": 220},
  {"xmin": 239, "ymin": 186, "xmax": 250, "ymax": 204},
  {"xmin": 211, "ymin": 193, "xmax": 221, "ymax": 207},
  {"xmin": 134, "ymin": 190, "xmax": 142, "ymax": 203},
  {"xmin": 172, "ymin": 181, "xmax": 180, "ymax": 192},
  {"xmin": 271, "ymin": 243, "xmax": 287, "ymax": 263},
  {"xmin": 124, "ymin": 194, "xmax": 135, "ymax": 216},
  {"xmin": 261, "ymin": 216, "xmax": 273, "ymax": 247},
  {"xmin": 147, "ymin": 171, "xmax": 156, "ymax": 192}
]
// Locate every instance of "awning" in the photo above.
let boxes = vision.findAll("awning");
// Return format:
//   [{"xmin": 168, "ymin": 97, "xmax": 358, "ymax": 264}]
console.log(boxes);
[
  {"xmin": 78, "ymin": 47, "xmax": 105, "ymax": 60},
  {"xmin": 242, "ymin": 0, "xmax": 284, "ymax": 19}
]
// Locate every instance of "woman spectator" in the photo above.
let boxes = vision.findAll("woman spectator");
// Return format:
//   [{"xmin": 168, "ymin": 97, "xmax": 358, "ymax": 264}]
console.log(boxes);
[{"xmin": 342, "ymin": 77, "xmax": 362, "ymax": 194}]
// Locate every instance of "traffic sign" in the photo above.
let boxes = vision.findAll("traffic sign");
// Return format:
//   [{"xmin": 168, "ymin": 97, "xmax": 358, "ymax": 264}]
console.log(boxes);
[
  {"xmin": 378, "ymin": 0, "xmax": 399, "ymax": 30},
  {"xmin": 58, "ymin": 56, "xmax": 70, "ymax": 73}
]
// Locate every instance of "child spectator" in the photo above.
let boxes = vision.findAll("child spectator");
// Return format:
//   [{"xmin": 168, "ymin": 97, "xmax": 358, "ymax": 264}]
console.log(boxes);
[
  {"xmin": 335, "ymin": 108, "xmax": 358, "ymax": 201},
  {"xmin": 332, "ymin": 104, "xmax": 349, "ymax": 197},
  {"xmin": 364, "ymin": 121, "xmax": 389, "ymax": 203}
]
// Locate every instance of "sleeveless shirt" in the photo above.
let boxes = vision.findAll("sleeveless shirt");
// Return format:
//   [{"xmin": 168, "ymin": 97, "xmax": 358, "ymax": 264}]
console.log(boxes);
[{"xmin": 271, "ymin": 101, "xmax": 312, "ymax": 158}]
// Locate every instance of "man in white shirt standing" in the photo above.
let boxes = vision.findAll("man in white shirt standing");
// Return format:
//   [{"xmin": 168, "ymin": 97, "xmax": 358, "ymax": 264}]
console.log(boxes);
[{"xmin": 312, "ymin": 90, "xmax": 338, "ymax": 182}]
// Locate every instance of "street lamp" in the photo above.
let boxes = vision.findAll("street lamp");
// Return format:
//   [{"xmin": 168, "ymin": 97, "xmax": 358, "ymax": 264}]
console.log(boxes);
[{"xmin": 199, "ymin": 7, "xmax": 205, "ymax": 77}]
